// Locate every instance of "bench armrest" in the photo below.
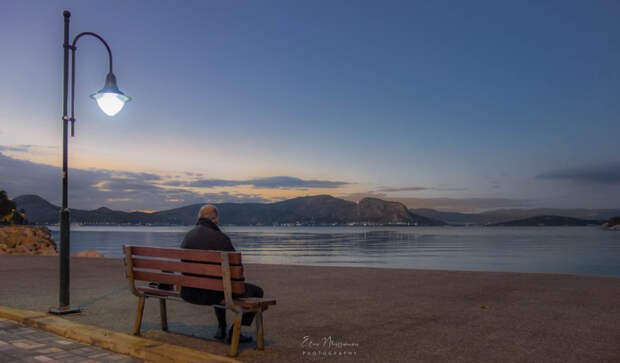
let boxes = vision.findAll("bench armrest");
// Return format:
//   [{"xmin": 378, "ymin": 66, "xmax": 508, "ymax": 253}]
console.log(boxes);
[{"xmin": 123, "ymin": 245, "xmax": 143, "ymax": 298}]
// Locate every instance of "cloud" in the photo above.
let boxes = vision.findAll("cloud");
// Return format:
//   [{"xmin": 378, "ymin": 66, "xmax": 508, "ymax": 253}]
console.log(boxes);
[
  {"xmin": 488, "ymin": 180, "xmax": 501, "ymax": 190},
  {"xmin": 0, "ymin": 152, "xmax": 268, "ymax": 210},
  {"xmin": 376, "ymin": 186, "xmax": 428, "ymax": 192},
  {"xmin": 161, "ymin": 180, "xmax": 184, "ymax": 187},
  {"xmin": 376, "ymin": 186, "xmax": 468, "ymax": 193},
  {"xmin": 111, "ymin": 171, "xmax": 162, "ymax": 181},
  {"xmin": 343, "ymin": 192, "xmax": 531, "ymax": 213},
  {"xmin": 0, "ymin": 144, "xmax": 33, "ymax": 153},
  {"xmin": 536, "ymin": 162, "xmax": 620, "ymax": 185},
  {"xmin": 179, "ymin": 176, "xmax": 350, "ymax": 189},
  {"xmin": 184, "ymin": 172, "xmax": 204, "ymax": 177}
]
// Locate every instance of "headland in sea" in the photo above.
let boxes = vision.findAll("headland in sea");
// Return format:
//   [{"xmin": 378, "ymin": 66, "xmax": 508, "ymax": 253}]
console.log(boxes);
[{"xmin": 1, "ymin": 254, "xmax": 620, "ymax": 362}]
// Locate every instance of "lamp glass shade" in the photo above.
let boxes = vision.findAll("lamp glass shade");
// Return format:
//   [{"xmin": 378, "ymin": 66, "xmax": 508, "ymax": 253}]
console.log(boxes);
[
  {"xmin": 90, "ymin": 91, "xmax": 130, "ymax": 116},
  {"xmin": 89, "ymin": 72, "xmax": 131, "ymax": 116}
]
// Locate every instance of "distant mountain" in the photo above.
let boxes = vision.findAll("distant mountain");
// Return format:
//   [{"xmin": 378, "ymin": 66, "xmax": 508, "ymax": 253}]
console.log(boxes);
[
  {"xmin": 16, "ymin": 193, "xmax": 617, "ymax": 227},
  {"xmin": 13, "ymin": 194, "xmax": 162, "ymax": 225},
  {"xmin": 488, "ymin": 215, "xmax": 605, "ymax": 227},
  {"xmin": 478, "ymin": 208, "xmax": 619, "ymax": 224},
  {"xmin": 411, "ymin": 207, "xmax": 617, "ymax": 225},
  {"xmin": 13, "ymin": 195, "xmax": 60, "ymax": 223},
  {"xmin": 14, "ymin": 194, "xmax": 443, "ymax": 226}
]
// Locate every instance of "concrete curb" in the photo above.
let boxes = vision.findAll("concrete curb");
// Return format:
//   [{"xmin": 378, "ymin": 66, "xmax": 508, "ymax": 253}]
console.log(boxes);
[{"xmin": 0, "ymin": 305, "xmax": 240, "ymax": 363}]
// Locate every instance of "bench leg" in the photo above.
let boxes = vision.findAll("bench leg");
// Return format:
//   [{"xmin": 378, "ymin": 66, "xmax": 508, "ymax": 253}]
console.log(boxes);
[
  {"xmin": 159, "ymin": 298, "xmax": 168, "ymax": 332},
  {"xmin": 228, "ymin": 310, "xmax": 243, "ymax": 357},
  {"xmin": 256, "ymin": 308, "xmax": 264, "ymax": 350},
  {"xmin": 133, "ymin": 296, "xmax": 145, "ymax": 336}
]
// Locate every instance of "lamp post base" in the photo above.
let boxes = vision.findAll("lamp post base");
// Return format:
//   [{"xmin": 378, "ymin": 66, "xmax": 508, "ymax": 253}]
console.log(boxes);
[{"xmin": 49, "ymin": 306, "xmax": 81, "ymax": 315}]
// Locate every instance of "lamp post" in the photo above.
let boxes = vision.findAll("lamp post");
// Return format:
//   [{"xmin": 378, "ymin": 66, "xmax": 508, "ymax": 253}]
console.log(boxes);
[{"xmin": 50, "ymin": 10, "xmax": 131, "ymax": 314}]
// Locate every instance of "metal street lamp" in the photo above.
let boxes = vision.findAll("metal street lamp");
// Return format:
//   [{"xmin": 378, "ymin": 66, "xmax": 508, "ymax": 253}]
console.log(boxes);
[{"xmin": 50, "ymin": 10, "xmax": 131, "ymax": 314}]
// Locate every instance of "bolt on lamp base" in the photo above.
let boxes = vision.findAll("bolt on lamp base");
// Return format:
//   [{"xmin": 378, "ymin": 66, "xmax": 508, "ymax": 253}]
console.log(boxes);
[{"xmin": 49, "ymin": 306, "xmax": 81, "ymax": 315}]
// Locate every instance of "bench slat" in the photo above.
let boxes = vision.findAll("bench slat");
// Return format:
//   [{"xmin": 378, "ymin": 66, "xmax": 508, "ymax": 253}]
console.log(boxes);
[
  {"xmin": 227, "ymin": 297, "xmax": 277, "ymax": 309},
  {"xmin": 132, "ymin": 271, "xmax": 245, "ymax": 294},
  {"xmin": 129, "ymin": 246, "xmax": 242, "ymax": 264},
  {"xmin": 132, "ymin": 258, "xmax": 244, "ymax": 279},
  {"xmin": 137, "ymin": 287, "xmax": 276, "ymax": 309},
  {"xmin": 138, "ymin": 286, "xmax": 181, "ymax": 298}
]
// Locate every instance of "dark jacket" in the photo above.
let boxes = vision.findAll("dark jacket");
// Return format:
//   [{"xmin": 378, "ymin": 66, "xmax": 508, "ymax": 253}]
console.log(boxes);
[
  {"xmin": 180, "ymin": 218, "xmax": 235, "ymax": 252},
  {"xmin": 179, "ymin": 218, "xmax": 239, "ymax": 305}
]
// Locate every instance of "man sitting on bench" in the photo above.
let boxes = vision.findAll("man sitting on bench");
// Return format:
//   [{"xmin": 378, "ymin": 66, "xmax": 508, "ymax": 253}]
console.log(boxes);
[{"xmin": 179, "ymin": 204, "xmax": 263, "ymax": 343}]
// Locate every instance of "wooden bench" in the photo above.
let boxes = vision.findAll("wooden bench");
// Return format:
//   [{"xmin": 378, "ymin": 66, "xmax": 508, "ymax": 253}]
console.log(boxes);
[{"xmin": 122, "ymin": 245, "xmax": 276, "ymax": 357}]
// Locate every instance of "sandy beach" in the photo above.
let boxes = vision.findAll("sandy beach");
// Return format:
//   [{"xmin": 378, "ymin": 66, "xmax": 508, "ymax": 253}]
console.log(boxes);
[{"xmin": 1, "ymin": 255, "xmax": 620, "ymax": 362}]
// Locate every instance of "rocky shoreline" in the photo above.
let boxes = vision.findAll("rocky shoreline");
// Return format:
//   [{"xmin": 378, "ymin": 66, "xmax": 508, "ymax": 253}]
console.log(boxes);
[
  {"xmin": 602, "ymin": 217, "xmax": 620, "ymax": 230},
  {"xmin": 0, "ymin": 226, "xmax": 58, "ymax": 256},
  {"xmin": 0, "ymin": 226, "xmax": 105, "ymax": 257}
]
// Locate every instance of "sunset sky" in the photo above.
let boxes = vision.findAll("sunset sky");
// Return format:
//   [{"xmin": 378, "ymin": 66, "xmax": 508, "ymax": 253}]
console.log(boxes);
[{"xmin": 1, "ymin": 0, "xmax": 619, "ymax": 212}]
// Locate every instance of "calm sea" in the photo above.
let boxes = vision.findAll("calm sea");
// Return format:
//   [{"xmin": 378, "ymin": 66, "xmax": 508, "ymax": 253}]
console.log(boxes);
[{"xmin": 49, "ymin": 226, "xmax": 620, "ymax": 276}]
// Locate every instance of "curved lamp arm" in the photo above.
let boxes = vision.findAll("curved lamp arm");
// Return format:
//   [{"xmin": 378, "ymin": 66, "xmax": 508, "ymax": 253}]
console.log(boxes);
[
  {"xmin": 72, "ymin": 32, "xmax": 113, "ymax": 73},
  {"xmin": 69, "ymin": 32, "xmax": 115, "ymax": 136}
]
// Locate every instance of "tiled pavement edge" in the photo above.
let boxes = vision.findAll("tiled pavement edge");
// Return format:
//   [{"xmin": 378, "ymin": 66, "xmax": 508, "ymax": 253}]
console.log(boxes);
[
  {"xmin": 0, "ymin": 306, "xmax": 240, "ymax": 363},
  {"xmin": 0, "ymin": 317, "xmax": 139, "ymax": 363}
]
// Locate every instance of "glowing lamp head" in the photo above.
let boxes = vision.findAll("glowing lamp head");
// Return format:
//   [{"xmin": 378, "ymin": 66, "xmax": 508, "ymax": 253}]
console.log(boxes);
[{"xmin": 89, "ymin": 72, "xmax": 131, "ymax": 116}]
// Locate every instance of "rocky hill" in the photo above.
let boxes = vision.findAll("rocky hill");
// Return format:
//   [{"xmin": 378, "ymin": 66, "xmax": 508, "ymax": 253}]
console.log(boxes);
[
  {"xmin": 12, "ymin": 195, "xmax": 60, "ymax": 223},
  {"xmin": 359, "ymin": 198, "xmax": 419, "ymax": 224},
  {"xmin": 602, "ymin": 217, "xmax": 620, "ymax": 230},
  {"xmin": 14, "ymin": 194, "xmax": 443, "ymax": 226}
]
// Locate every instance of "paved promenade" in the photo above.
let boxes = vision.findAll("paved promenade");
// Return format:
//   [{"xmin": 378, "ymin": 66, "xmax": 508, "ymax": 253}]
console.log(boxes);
[
  {"xmin": 1, "ymin": 255, "xmax": 620, "ymax": 362},
  {"xmin": 0, "ymin": 317, "xmax": 138, "ymax": 363}
]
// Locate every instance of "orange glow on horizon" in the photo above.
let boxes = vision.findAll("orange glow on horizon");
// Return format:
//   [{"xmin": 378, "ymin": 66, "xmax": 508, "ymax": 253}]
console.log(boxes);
[{"xmin": 3, "ymin": 149, "xmax": 367, "ymax": 204}]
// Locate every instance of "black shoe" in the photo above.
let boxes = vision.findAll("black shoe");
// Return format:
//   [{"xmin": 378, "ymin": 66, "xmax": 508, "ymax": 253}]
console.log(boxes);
[
  {"xmin": 214, "ymin": 326, "xmax": 226, "ymax": 340},
  {"xmin": 226, "ymin": 326, "xmax": 253, "ymax": 344}
]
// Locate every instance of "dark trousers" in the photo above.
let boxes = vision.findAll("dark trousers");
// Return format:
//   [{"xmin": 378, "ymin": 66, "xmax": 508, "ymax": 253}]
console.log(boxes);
[{"xmin": 215, "ymin": 283, "xmax": 264, "ymax": 327}]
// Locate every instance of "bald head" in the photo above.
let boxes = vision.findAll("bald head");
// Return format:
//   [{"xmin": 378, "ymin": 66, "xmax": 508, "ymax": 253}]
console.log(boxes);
[{"xmin": 198, "ymin": 205, "xmax": 219, "ymax": 224}]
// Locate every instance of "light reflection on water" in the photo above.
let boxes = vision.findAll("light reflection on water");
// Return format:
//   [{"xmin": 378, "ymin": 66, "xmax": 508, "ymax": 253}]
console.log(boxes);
[{"xmin": 49, "ymin": 226, "xmax": 620, "ymax": 276}]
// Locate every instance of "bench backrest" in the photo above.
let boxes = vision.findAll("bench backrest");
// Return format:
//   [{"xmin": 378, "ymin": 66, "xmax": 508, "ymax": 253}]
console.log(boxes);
[{"xmin": 123, "ymin": 245, "xmax": 245, "ymax": 304}]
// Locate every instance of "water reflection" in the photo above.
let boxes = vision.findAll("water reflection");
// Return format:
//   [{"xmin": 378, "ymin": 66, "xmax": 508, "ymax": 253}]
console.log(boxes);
[{"xmin": 49, "ymin": 226, "xmax": 620, "ymax": 276}]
